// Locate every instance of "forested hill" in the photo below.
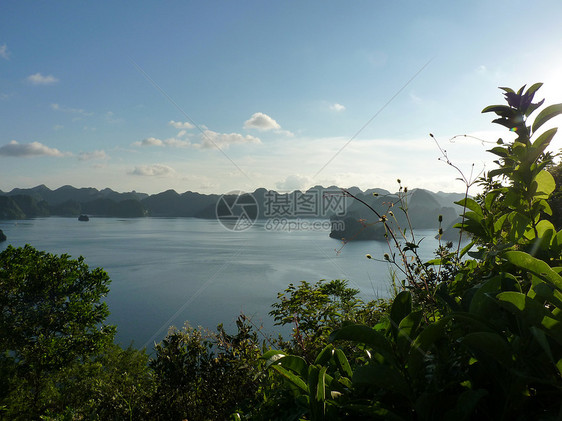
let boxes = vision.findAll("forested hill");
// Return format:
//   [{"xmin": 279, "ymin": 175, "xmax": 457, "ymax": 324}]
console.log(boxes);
[{"xmin": 0, "ymin": 184, "xmax": 465, "ymax": 222}]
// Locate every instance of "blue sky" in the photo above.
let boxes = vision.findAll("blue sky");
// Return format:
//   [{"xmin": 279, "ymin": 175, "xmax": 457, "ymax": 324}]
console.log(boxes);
[{"xmin": 1, "ymin": 0, "xmax": 562, "ymax": 194}]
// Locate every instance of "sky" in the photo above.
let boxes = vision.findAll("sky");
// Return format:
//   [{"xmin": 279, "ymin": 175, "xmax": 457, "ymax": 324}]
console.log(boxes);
[{"xmin": 1, "ymin": 0, "xmax": 562, "ymax": 195}]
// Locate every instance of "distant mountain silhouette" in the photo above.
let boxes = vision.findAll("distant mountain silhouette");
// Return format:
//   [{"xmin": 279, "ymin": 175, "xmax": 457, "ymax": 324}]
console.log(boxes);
[
  {"xmin": 0, "ymin": 185, "xmax": 466, "ymax": 243},
  {"xmin": 4, "ymin": 185, "xmax": 148, "ymax": 205},
  {"xmin": 142, "ymin": 190, "xmax": 220, "ymax": 217}
]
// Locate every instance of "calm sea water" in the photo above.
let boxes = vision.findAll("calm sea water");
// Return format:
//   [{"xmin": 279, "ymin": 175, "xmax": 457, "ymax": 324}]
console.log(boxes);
[{"xmin": 0, "ymin": 217, "xmax": 444, "ymax": 350}]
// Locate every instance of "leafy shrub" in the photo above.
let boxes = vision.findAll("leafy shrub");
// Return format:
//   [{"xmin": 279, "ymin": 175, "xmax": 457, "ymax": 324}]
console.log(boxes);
[
  {"xmin": 149, "ymin": 315, "xmax": 268, "ymax": 420},
  {"xmin": 261, "ymin": 84, "xmax": 562, "ymax": 420},
  {"xmin": 0, "ymin": 245, "xmax": 116, "ymax": 419}
]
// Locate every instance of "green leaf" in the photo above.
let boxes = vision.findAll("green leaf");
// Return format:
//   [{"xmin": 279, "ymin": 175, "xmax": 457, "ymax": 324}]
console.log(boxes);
[
  {"xmin": 390, "ymin": 291, "xmax": 412, "ymax": 329},
  {"xmin": 488, "ymin": 146, "xmax": 508, "ymax": 157},
  {"xmin": 314, "ymin": 345, "xmax": 334, "ymax": 365},
  {"xmin": 397, "ymin": 310, "xmax": 422, "ymax": 356},
  {"xmin": 526, "ymin": 82, "xmax": 543, "ymax": 97},
  {"xmin": 262, "ymin": 349, "xmax": 285, "ymax": 362},
  {"xmin": 455, "ymin": 197, "xmax": 483, "ymax": 216},
  {"xmin": 508, "ymin": 212, "xmax": 531, "ymax": 241},
  {"xmin": 531, "ymin": 279, "xmax": 562, "ymax": 309},
  {"xmin": 529, "ymin": 326, "xmax": 554, "ymax": 362},
  {"xmin": 532, "ymin": 103, "xmax": 562, "ymax": 133},
  {"xmin": 531, "ymin": 169, "xmax": 556, "ymax": 200},
  {"xmin": 469, "ymin": 277, "xmax": 501, "ymax": 316},
  {"xmin": 497, "ymin": 291, "xmax": 551, "ymax": 325},
  {"xmin": 334, "ymin": 348, "xmax": 353, "ymax": 378},
  {"xmin": 481, "ymin": 104, "xmax": 517, "ymax": 117},
  {"xmin": 499, "ymin": 86, "xmax": 515, "ymax": 94},
  {"xmin": 459, "ymin": 240, "xmax": 475, "ymax": 257},
  {"xmin": 316, "ymin": 365, "xmax": 328, "ymax": 402},
  {"xmin": 493, "ymin": 214, "xmax": 508, "ymax": 233},
  {"xmin": 411, "ymin": 317, "xmax": 449, "ymax": 351},
  {"xmin": 451, "ymin": 312, "xmax": 496, "ymax": 333},
  {"xmin": 535, "ymin": 220, "xmax": 555, "ymax": 246},
  {"xmin": 271, "ymin": 365, "xmax": 309, "ymax": 392},
  {"xmin": 462, "ymin": 332, "xmax": 513, "ymax": 367},
  {"xmin": 529, "ymin": 128, "xmax": 557, "ymax": 163},
  {"xmin": 329, "ymin": 324, "xmax": 394, "ymax": 361},
  {"xmin": 274, "ymin": 355, "xmax": 309, "ymax": 378},
  {"xmin": 504, "ymin": 251, "xmax": 562, "ymax": 292},
  {"xmin": 443, "ymin": 389, "xmax": 488, "ymax": 421},
  {"xmin": 352, "ymin": 364, "xmax": 410, "ymax": 397}
]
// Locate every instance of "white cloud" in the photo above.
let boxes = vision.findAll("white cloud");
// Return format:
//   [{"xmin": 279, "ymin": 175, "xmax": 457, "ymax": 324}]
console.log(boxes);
[
  {"xmin": 129, "ymin": 164, "xmax": 176, "ymax": 177},
  {"xmin": 133, "ymin": 137, "xmax": 164, "ymax": 147},
  {"xmin": 169, "ymin": 120, "xmax": 194, "ymax": 129},
  {"xmin": 51, "ymin": 103, "xmax": 93, "ymax": 116},
  {"xmin": 275, "ymin": 129, "xmax": 295, "ymax": 137},
  {"xmin": 330, "ymin": 103, "xmax": 346, "ymax": 112},
  {"xmin": 197, "ymin": 130, "xmax": 261, "ymax": 149},
  {"xmin": 53, "ymin": 124, "xmax": 64, "ymax": 131},
  {"xmin": 276, "ymin": 174, "xmax": 313, "ymax": 191},
  {"xmin": 27, "ymin": 73, "xmax": 59, "ymax": 85},
  {"xmin": 0, "ymin": 43, "xmax": 9, "ymax": 60},
  {"xmin": 0, "ymin": 140, "xmax": 66, "ymax": 157},
  {"xmin": 244, "ymin": 112, "xmax": 281, "ymax": 131},
  {"xmin": 78, "ymin": 150, "xmax": 108, "ymax": 161},
  {"xmin": 164, "ymin": 138, "xmax": 191, "ymax": 147}
]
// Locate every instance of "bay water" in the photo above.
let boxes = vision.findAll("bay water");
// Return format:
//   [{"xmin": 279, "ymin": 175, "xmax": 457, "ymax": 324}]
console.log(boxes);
[{"xmin": 0, "ymin": 217, "xmax": 444, "ymax": 350}]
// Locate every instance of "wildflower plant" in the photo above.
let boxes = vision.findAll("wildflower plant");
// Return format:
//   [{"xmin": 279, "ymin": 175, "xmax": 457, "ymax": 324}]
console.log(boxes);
[{"xmin": 261, "ymin": 84, "xmax": 562, "ymax": 419}]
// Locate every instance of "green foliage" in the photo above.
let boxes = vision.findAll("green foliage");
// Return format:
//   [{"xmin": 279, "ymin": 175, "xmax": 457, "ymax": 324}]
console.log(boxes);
[
  {"xmin": 149, "ymin": 315, "xmax": 267, "ymax": 421},
  {"xmin": 260, "ymin": 84, "xmax": 562, "ymax": 420},
  {"xmin": 0, "ymin": 245, "xmax": 116, "ymax": 419},
  {"xmin": 548, "ymin": 160, "xmax": 562, "ymax": 230},
  {"xmin": 269, "ymin": 279, "xmax": 390, "ymax": 361},
  {"xmin": 55, "ymin": 344, "xmax": 155, "ymax": 420}
]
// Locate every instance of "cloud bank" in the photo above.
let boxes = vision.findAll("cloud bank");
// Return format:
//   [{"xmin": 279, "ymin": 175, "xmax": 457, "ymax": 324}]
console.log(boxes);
[
  {"xmin": 129, "ymin": 164, "xmax": 176, "ymax": 177},
  {"xmin": 27, "ymin": 73, "xmax": 59, "ymax": 85},
  {"xmin": 169, "ymin": 120, "xmax": 194, "ymax": 129},
  {"xmin": 78, "ymin": 150, "xmax": 108, "ymax": 161},
  {"xmin": 198, "ymin": 130, "xmax": 261, "ymax": 149},
  {"xmin": 0, "ymin": 140, "xmax": 66, "ymax": 157}
]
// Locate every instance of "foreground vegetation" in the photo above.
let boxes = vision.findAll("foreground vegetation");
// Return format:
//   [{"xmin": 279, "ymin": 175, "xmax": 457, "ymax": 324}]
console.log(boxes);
[{"xmin": 1, "ymin": 84, "xmax": 562, "ymax": 419}]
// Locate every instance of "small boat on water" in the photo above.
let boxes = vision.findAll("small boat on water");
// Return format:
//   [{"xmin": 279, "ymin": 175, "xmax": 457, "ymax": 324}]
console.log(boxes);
[{"xmin": 78, "ymin": 214, "xmax": 89, "ymax": 221}]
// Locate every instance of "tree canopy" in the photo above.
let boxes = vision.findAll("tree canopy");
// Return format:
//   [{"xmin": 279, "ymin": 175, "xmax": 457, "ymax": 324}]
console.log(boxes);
[{"xmin": 0, "ymin": 245, "xmax": 116, "ymax": 418}]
